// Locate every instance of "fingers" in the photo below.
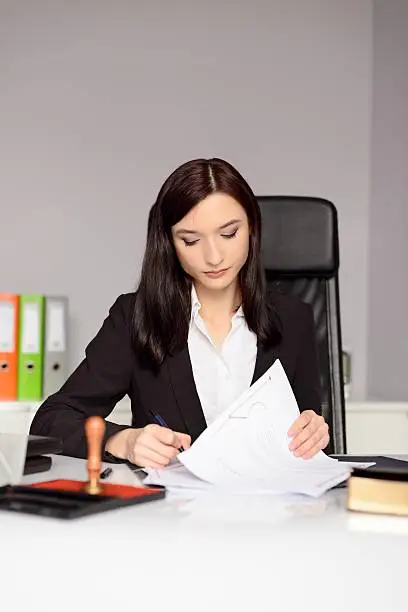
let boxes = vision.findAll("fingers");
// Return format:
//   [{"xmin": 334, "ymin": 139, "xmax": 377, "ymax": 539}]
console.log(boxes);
[
  {"xmin": 293, "ymin": 424, "xmax": 330, "ymax": 459},
  {"xmin": 302, "ymin": 431, "xmax": 330, "ymax": 460},
  {"xmin": 145, "ymin": 424, "xmax": 191, "ymax": 451},
  {"xmin": 287, "ymin": 410, "xmax": 314, "ymax": 437},
  {"xmin": 147, "ymin": 424, "xmax": 181, "ymax": 447},
  {"xmin": 288, "ymin": 411, "xmax": 330, "ymax": 459},
  {"xmin": 132, "ymin": 446, "xmax": 174, "ymax": 468},
  {"xmin": 289, "ymin": 412, "xmax": 322, "ymax": 451},
  {"xmin": 139, "ymin": 432, "xmax": 179, "ymax": 461},
  {"xmin": 175, "ymin": 432, "xmax": 192, "ymax": 451},
  {"xmin": 131, "ymin": 425, "xmax": 191, "ymax": 468}
]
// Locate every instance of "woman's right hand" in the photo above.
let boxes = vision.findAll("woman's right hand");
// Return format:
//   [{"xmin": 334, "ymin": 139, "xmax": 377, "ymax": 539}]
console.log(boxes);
[{"xmin": 105, "ymin": 425, "xmax": 191, "ymax": 468}]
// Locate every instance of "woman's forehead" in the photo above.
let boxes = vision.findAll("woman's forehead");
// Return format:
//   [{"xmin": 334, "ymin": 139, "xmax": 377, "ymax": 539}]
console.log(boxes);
[{"xmin": 173, "ymin": 193, "xmax": 247, "ymax": 232}]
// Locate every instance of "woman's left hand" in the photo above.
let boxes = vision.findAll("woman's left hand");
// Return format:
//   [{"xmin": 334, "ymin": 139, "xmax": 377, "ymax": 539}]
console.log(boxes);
[{"xmin": 287, "ymin": 410, "xmax": 330, "ymax": 459}]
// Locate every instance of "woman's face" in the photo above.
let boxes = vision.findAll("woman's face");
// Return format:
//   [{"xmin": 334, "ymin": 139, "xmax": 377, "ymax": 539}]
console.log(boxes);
[{"xmin": 172, "ymin": 192, "xmax": 250, "ymax": 291}]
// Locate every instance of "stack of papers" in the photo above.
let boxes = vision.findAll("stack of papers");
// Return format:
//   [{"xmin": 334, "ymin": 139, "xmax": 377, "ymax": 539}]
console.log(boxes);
[{"xmin": 145, "ymin": 361, "xmax": 372, "ymax": 497}]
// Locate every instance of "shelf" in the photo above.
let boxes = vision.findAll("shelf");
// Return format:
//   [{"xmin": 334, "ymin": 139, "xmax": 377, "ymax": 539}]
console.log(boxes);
[
  {"xmin": 1, "ymin": 400, "xmax": 408, "ymax": 413},
  {"xmin": 346, "ymin": 402, "xmax": 408, "ymax": 413},
  {"xmin": 1, "ymin": 399, "xmax": 408, "ymax": 453}
]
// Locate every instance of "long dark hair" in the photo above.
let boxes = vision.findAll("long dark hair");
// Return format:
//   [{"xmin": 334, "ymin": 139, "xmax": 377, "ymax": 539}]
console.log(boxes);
[{"xmin": 133, "ymin": 157, "xmax": 281, "ymax": 368}]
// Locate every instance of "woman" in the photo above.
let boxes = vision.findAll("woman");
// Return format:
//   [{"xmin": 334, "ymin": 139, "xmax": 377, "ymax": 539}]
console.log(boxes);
[{"xmin": 30, "ymin": 157, "xmax": 329, "ymax": 467}]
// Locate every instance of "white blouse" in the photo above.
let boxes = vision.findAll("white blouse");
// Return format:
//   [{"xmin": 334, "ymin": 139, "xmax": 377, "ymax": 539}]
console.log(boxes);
[{"xmin": 187, "ymin": 286, "xmax": 258, "ymax": 425}]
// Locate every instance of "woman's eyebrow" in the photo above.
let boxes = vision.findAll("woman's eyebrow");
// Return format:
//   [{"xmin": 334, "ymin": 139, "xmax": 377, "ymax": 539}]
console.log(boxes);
[
  {"xmin": 175, "ymin": 219, "xmax": 242, "ymax": 236},
  {"xmin": 174, "ymin": 228, "xmax": 199, "ymax": 236},
  {"xmin": 218, "ymin": 219, "xmax": 241, "ymax": 230}
]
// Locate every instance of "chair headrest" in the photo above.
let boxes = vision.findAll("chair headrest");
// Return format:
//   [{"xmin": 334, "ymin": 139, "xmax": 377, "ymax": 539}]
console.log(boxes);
[{"xmin": 257, "ymin": 196, "xmax": 339, "ymax": 276}]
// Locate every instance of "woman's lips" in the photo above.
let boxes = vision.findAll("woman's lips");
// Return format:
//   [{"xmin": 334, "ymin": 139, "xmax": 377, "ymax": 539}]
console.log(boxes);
[{"xmin": 204, "ymin": 268, "xmax": 229, "ymax": 278}]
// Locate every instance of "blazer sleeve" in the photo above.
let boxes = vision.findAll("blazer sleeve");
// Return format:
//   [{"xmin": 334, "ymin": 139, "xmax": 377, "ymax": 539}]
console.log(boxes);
[
  {"xmin": 292, "ymin": 303, "xmax": 322, "ymax": 415},
  {"xmin": 29, "ymin": 294, "xmax": 135, "ymax": 458}
]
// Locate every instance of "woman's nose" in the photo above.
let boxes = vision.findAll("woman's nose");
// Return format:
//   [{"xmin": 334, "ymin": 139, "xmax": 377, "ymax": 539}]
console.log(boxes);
[{"xmin": 203, "ymin": 239, "xmax": 224, "ymax": 268}]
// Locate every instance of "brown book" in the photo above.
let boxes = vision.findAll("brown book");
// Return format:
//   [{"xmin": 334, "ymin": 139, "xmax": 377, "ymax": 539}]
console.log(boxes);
[{"xmin": 347, "ymin": 468, "xmax": 408, "ymax": 517}]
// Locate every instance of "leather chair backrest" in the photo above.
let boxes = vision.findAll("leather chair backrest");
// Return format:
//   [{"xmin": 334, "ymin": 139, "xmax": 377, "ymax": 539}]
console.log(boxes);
[{"xmin": 258, "ymin": 196, "xmax": 346, "ymax": 454}]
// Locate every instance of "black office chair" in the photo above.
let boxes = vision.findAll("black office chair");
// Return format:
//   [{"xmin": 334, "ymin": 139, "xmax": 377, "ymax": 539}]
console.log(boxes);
[{"xmin": 258, "ymin": 196, "xmax": 346, "ymax": 455}]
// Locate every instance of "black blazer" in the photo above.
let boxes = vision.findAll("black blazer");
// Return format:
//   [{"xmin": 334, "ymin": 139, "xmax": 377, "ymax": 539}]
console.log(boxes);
[{"xmin": 30, "ymin": 291, "xmax": 321, "ymax": 459}]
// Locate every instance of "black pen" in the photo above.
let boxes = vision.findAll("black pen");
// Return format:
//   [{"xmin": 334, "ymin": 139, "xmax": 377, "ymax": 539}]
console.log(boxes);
[
  {"xmin": 100, "ymin": 467, "xmax": 113, "ymax": 480},
  {"xmin": 149, "ymin": 410, "xmax": 184, "ymax": 453}
]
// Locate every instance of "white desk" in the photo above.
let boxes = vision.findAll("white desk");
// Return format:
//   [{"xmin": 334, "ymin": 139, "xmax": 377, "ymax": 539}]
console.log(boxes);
[{"xmin": 1, "ymin": 455, "xmax": 407, "ymax": 612}]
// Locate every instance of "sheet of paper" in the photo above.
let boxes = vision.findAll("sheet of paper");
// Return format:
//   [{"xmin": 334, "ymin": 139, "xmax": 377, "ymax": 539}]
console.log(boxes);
[
  {"xmin": 179, "ymin": 360, "xmax": 342, "ymax": 482},
  {"xmin": 145, "ymin": 360, "xmax": 373, "ymax": 497},
  {"xmin": 145, "ymin": 462, "xmax": 211, "ymax": 491},
  {"xmin": 0, "ymin": 433, "xmax": 29, "ymax": 487},
  {"xmin": 143, "ymin": 464, "xmax": 350, "ymax": 497}
]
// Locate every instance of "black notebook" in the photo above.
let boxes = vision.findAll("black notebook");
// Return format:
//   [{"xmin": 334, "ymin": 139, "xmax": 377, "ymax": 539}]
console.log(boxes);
[
  {"xmin": 24, "ymin": 435, "xmax": 63, "ymax": 475},
  {"xmin": 332, "ymin": 454, "xmax": 408, "ymax": 474}
]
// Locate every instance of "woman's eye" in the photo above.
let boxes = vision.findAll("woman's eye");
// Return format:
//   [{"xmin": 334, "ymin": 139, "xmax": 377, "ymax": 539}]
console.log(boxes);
[
  {"xmin": 221, "ymin": 229, "xmax": 238, "ymax": 239},
  {"xmin": 182, "ymin": 239, "xmax": 199, "ymax": 246}
]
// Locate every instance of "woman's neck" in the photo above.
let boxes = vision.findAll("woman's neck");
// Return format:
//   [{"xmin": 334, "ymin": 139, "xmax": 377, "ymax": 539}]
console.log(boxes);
[{"xmin": 194, "ymin": 281, "xmax": 241, "ymax": 322}]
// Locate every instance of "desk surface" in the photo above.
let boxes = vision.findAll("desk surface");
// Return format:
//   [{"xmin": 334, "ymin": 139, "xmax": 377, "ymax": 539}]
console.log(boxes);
[{"xmin": 1, "ymin": 455, "xmax": 408, "ymax": 612}]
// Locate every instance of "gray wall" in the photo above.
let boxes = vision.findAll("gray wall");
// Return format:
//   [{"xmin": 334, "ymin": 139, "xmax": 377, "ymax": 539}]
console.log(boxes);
[
  {"xmin": 0, "ymin": 0, "xmax": 372, "ymax": 399},
  {"xmin": 367, "ymin": 0, "xmax": 408, "ymax": 399}
]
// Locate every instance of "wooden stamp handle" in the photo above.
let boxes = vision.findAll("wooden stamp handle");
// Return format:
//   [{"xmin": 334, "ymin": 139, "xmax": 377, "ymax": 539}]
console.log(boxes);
[{"xmin": 85, "ymin": 416, "xmax": 105, "ymax": 494}]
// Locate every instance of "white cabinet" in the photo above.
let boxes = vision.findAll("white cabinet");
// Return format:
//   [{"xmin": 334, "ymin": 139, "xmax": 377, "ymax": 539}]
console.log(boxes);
[
  {"xmin": 0, "ymin": 403, "xmax": 39, "ymax": 435},
  {"xmin": 1, "ymin": 400, "xmax": 408, "ymax": 455},
  {"xmin": 0, "ymin": 399, "xmax": 131, "ymax": 435},
  {"xmin": 346, "ymin": 403, "xmax": 408, "ymax": 454}
]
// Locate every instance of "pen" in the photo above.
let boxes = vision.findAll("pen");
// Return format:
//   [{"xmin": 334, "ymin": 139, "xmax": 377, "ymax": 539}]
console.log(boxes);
[
  {"xmin": 149, "ymin": 409, "xmax": 184, "ymax": 453},
  {"xmin": 100, "ymin": 467, "xmax": 113, "ymax": 480}
]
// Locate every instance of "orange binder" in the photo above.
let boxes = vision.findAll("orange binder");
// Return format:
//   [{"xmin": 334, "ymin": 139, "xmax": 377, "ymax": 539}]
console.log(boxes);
[{"xmin": 0, "ymin": 294, "xmax": 19, "ymax": 400}]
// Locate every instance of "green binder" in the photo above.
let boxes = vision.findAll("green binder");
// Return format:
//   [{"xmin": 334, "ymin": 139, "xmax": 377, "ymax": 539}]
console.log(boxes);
[{"xmin": 17, "ymin": 294, "xmax": 45, "ymax": 400}]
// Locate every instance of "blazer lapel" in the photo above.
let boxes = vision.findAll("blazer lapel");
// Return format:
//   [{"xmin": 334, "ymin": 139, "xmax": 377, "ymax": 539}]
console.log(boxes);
[
  {"xmin": 165, "ymin": 342, "xmax": 280, "ymax": 441},
  {"xmin": 251, "ymin": 342, "xmax": 279, "ymax": 385},
  {"xmin": 165, "ymin": 346, "xmax": 207, "ymax": 442}
]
